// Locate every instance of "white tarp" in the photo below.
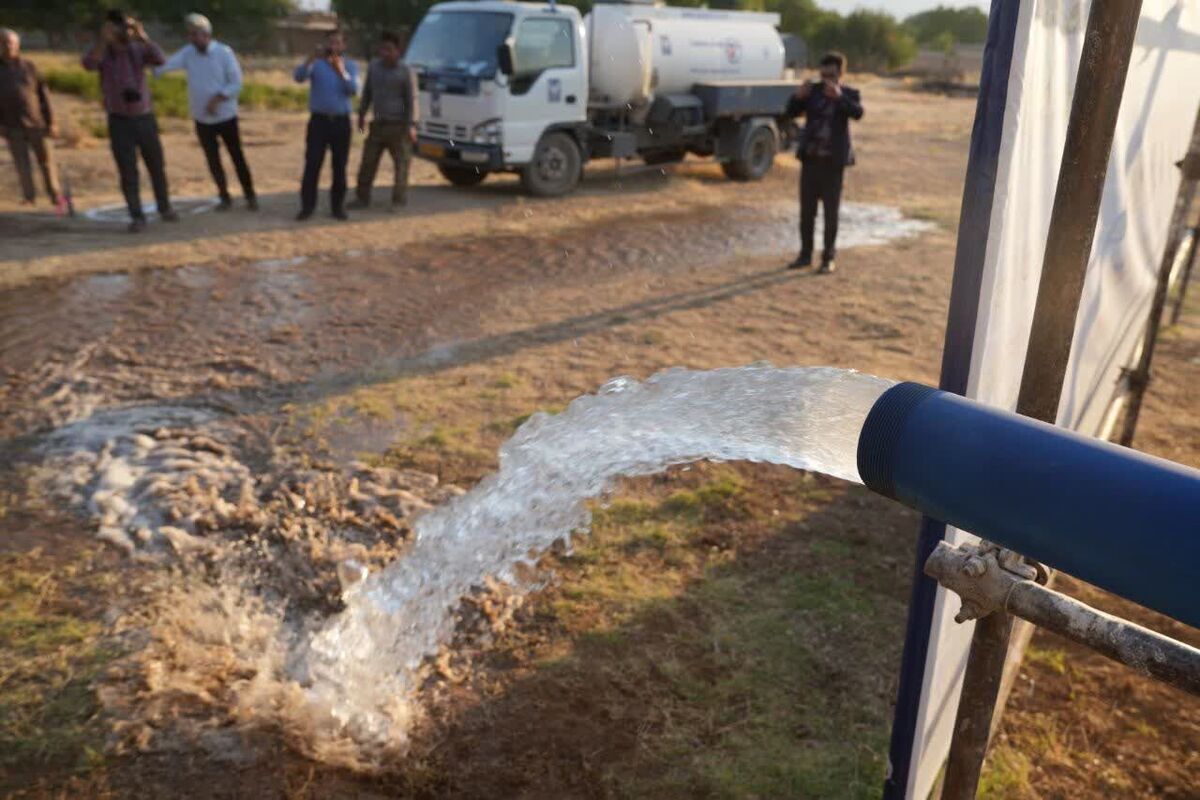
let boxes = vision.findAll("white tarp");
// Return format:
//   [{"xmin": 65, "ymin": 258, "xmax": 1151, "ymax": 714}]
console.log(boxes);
[{"xmin": 898, "ymin": 1, "xmax": 1200, "ymax": 798}]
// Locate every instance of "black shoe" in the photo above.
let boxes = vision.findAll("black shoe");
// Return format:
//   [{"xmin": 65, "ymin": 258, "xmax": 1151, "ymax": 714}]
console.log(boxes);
[
  {"xmin": 818, "ymin": 259, "xmax": 836, "ymax": 274},
  {"xmin": 160, "ymin": 209, "xmax": 180, "ymax": 223},
  {"xmin": 246, "ymin": 196, "xmax": 259, "ymax": 211},
  {"xmin": 295, "ymin": 209, "xmax": 313, "ymax": 221},
  {"xmin": 331, "ymin": 208, "xmax": 348, "ymax": 221},
  {"xmin": 788, "ymin": 253, "xmax": 813, "ymax": 270},
  {"xmin": 128, "ymin": 217, "xmax": 147, "ymax": 233},
  {"xmin": 346, "ymin": 198, "xmax": 370, "ymax": 210},
  {"xmin": 215, "ymin": 196, "xmax": 233, "ymax": 212}
]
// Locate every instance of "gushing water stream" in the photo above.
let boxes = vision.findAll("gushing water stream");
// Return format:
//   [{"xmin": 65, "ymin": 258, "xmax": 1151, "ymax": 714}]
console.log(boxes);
[{"xmin": 295, "ymin": 366, "xmax": 895, "ymax": 754}]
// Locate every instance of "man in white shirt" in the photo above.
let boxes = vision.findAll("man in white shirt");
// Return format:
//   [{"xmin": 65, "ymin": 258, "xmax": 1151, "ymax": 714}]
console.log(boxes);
[{"xmin": 157, "ymin": 13, "xmax": 256, "ymax": 210}]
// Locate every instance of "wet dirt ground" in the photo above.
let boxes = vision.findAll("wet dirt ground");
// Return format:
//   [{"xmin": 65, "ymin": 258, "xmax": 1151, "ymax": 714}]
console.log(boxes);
[{"xmin": 1, "ymin": 77, "xmax": 1196, "ymax": 798}]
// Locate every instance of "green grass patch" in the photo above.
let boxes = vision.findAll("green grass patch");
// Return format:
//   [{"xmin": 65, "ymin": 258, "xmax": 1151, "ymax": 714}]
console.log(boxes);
[
  {"xmin": 523, "ymin": 469, "xmax": 900, "ymax": 798},
  {"xmin": 0, "ymin": 551, "xmax": 117, "ymax": 778},
  {"xmin": 45, "ymin": 67, "xmax": 309, "ymax": 120},
  {"xmin": 1024, "ymin": 645, "xmax": 1068, "ymax": 676},
  {"xmin": 979, "ymin": 745, "xmax": 1033, "ymax": 799}
]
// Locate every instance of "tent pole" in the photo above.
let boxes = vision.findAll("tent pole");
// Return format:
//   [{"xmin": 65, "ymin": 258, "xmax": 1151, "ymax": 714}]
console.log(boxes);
[
  {"xmin": 939, "ymin": 1, "xmax": 1143, "ymax": 797},
  {"xmin": 1170, "ymin": 220, "xmax": 1199, "ymax": 326},
  {"xmin": 1118, "ymin": 109, "xmax": 1200, "ymax": 447}
]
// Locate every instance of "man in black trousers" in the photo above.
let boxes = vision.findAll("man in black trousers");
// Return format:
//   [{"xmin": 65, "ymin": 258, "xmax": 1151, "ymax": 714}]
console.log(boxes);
[
  {"xmin": 293, "ymin": 29, "xmax": 360, "ymax": 221},
  {"xmin": 83, "ymin": 10, "xmax": 176, "ymax": 233},
  {"xmin": 787, "ymin": 51, "xmax": 863, "ymax": 274}
]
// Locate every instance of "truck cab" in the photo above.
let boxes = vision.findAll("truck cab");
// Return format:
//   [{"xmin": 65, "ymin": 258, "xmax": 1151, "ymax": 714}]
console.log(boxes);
[{"xmin": 407, "ymin": 1, "xmax": 589, "ymax": 195}]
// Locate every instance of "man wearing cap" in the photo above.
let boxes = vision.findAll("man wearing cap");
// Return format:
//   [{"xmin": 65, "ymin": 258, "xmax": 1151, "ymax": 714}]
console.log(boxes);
[
  {"xmin": 83, "ymin": 9, "xmax": 176, "ymax": 232},
  {"xmin": 158, "ymin": 13, "xmax": 257, "ymax": 211},
  {"xmin": 0, "ymin": 28, "xmax": 65, "ymax": 211}
]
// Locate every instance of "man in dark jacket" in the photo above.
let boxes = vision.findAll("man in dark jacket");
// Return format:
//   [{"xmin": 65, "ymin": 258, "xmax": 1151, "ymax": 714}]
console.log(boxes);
[
  {"xmin": 786, "ymin": 51, "xmax": 863, "ymax": 274},
  {"xmin": 1, "ymin": 28, "xmax": 63, "ymax": 210}
]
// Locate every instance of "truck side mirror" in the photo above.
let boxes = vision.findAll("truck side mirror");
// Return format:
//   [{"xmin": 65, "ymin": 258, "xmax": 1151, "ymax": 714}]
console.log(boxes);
[{"xmin": 497, "ymin": 40, "xmax": 515, "ymax": 76}]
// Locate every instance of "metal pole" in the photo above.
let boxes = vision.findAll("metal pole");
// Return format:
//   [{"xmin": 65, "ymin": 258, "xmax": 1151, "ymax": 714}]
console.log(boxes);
[
  {"xmin": 941, "ymin": 1, "xmax": 1144, "ymax": 797},
  {"xmin": 1170, "ymin": 223, "xmax": 1198, "ymax": 326},
  {"xmin": 1118, "ymin": 113, "xmax": 1200, "ymax": 447},
  {"xmin": 925, "ymin": 542, "xmax": 1200, "ymax": 697}
]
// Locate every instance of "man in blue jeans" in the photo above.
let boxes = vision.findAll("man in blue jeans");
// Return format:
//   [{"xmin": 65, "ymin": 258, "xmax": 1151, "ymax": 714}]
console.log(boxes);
[{"xmin": 293, "ymin": 29, "xmax": 359, "ymax": 221}]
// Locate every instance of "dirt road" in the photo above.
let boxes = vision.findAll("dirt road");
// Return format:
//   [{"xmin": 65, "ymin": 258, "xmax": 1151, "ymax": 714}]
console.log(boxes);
[{"xmin": 1, "ymin": 76, "xmax": 1195, "ymax": 799}]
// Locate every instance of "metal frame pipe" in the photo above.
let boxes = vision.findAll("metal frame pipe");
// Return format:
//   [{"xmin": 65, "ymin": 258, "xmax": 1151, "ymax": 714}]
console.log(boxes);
[{"xmin": 925, "ymin": 542, "xmax": 1200, "ymax": 697}]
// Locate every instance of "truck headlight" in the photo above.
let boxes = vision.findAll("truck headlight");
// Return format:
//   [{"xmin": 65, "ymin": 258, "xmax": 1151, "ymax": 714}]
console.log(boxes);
[{"xmin": 471, "ymin": 119, "xmax": 503, "ymax": 145}]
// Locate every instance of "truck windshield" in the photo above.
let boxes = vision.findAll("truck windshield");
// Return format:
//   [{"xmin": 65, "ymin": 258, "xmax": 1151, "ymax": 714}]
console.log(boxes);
[{"xmin": 406, "ymin": 11, "xmax": 514, "ymax": 77}]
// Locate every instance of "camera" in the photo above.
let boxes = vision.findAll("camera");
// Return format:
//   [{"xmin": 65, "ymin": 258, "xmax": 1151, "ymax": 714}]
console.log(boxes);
[{"xmin": 121, "ymin": 88, "xmax": 142, "ymax": 104}]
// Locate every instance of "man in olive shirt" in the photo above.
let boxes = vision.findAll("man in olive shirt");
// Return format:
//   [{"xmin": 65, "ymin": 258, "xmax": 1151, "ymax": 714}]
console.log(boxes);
[
  {"xmin": 0, "ymin": 28, "xmax": 63, "ymax": 208},
  {"xmin": 348, "ymin": 31, "xmax": 418, "ymax": 210}
]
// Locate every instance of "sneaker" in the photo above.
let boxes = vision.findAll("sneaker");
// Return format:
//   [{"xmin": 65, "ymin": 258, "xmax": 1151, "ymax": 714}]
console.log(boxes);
[
  {"xmin": 788, "ymin": 253, "xmax": 812, "ymax": 270},
  {"xmin": 331, "ymin": 208, "xmax": 348, "ymax": 221},
  {"xmin": 160, "ymin": 210, "xmax": 180, "ymax": 223},
  {"xmin": 818, "ymin": 259, "xmax": 836, "ymax": 274},
  {"xmin": 215, "ymin": 196, "xmax": 233, "ymax": 212},
  {"xmin": 346, "ymin": 198, "xmax": 370, "ymax": 210},
  {"xmin": 246, "ymin": 196, "xmax": 259, "ymax": 211},
  {"xmin": 54, "ymin": 195, "xmax": 69, "ymax": 217},
  {"xmin": 128, "ymin": 217, "xmax": 147, "ymax": 233},
  {"xmin": 295, "ymin": 209, "xmax": 314, "ymax": 222}
]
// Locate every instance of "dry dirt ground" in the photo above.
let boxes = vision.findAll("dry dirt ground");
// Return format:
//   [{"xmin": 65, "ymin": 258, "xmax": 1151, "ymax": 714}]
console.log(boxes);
[{"xmin": 0, "ymin": 74, "xmax": 1196, "ymax": 799}]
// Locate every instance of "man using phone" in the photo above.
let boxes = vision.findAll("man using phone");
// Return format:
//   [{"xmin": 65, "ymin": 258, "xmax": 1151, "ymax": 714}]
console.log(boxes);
[
  {"xmin": 1, "ymin": 28, "xmax": 65, "ymax": 212},
  {"xmin": 83, "ymin": 9, "xmax": 176, "ymax": 232},
  {"xmin": 348, "ymin": 31, "xmax": 418, "ymax": 211},
  {"xmin": 157, "ymin": 13, "xmax": 257, "ymax": 211},
  {"xmin": 786, "ymin": 51, "xmax": 863, "ymax": 274},
  {"xmin": 293, "ymin": 28, "xmax": 360, "ymax": 221}
]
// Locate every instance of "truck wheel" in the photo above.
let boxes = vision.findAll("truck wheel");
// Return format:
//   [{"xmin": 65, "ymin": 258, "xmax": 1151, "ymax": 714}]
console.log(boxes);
[
  {"xmin": 721, "ymin": 125, "xmax": 777, "ymax": 181},
  {"xmin": 521, "ymin": 132, "xmax": 582, "ymax": 197},
  {"xmin": 439, "ymin": 164, "xmax": 488, "ymax": 187}
]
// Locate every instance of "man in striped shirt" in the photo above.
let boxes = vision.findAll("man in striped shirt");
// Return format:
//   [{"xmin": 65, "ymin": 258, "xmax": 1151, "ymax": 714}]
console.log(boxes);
[{"xmin": 83, "ymin": 9, "xmax": 176, "ymax": 232}]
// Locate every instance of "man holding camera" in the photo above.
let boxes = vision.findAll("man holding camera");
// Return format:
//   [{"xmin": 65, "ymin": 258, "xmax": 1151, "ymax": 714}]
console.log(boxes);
[
  {"xmin": 83, "ymin": 9, "xmax": 176, "ymax": 232},
  {"xmin": 786, "ymin": 51, "xmax": 863, "ymax": 274},
  {"xmin": 157, "ymin": 14, "xmax": 257, "ymax": 211},
  {"xmin": 1, "ymin": 28, "xmax": 64, "ymax": 211},
  {"xmin": 293, "ymin": 29, "xmax": 360, "ymax": 221}
]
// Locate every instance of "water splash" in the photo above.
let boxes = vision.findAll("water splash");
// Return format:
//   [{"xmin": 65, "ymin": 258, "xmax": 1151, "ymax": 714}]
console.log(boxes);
[{"xmin": 296, "ymin": 365, "xmax": 894, "ymax": 755}]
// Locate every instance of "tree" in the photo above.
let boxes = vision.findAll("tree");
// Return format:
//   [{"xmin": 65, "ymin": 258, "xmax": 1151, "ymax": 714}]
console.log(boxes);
[
  {"xmin": 4, "ymin": 0, "xmax": 112, "ymax": 45},
  {"xmin": 904, "ymin": 5, "xmax": 989, "ymax": 47},
  {"xmin": 803, "ymin": 9, "xmax": 918, "ymax": 71},
  {"xmin": 133, "ymin": 0, "xmax": 294, "ymax": 41},
  {"xmin": 333, "ymin": 0, "xmax": 436, "ymax": 37}
]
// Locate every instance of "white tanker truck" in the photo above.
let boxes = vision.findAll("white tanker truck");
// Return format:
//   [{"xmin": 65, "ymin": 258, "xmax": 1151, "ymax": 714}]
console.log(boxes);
[{"xmin": 405, "ymin": 0, "xmax": 806, "ymax": 196}]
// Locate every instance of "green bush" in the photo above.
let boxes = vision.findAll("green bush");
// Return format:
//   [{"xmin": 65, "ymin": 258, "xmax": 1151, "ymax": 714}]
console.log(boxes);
[
  {"xmin": 44, "ymin": 67, "xmax": 309, "ymax": 120},
  {"xmin": 904, "ymin": 5, "xmax": 990, "ymax": 48}
]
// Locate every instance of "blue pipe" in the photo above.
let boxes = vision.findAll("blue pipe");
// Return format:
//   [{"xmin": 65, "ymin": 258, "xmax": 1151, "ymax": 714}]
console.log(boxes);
[{"xmin": 857, "ymin": 383, "xmax": 1200, "ymax": 628}]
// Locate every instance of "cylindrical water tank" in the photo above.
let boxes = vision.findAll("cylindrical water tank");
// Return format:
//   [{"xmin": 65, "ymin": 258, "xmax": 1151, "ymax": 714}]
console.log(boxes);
[
  {"xmin": 587, "ymin": 4, "xmax": 654, "ymax": 107},
  {"xmin": 586, "ymin": 4, "xmax": 785, "ymax": 109}
]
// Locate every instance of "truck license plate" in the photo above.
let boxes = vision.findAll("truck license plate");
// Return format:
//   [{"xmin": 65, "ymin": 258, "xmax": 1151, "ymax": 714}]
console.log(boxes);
[{"xmin": 419, "ymin": 142, "xmax": 445, "ymax": 158}]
